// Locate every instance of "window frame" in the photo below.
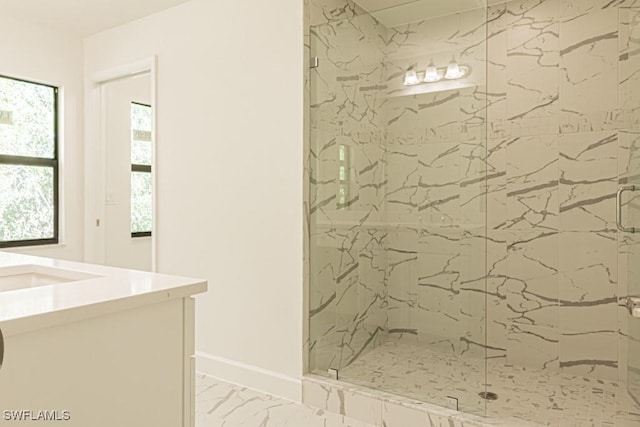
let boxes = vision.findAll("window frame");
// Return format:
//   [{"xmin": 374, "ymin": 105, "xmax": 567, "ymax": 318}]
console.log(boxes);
[
  {"xmin": 0, "ymin": 74, "xmax": 59, "ymax": 249},
  {"xmin": 130, "ymin": 101, "xmax": 152, "ymax": 239}
]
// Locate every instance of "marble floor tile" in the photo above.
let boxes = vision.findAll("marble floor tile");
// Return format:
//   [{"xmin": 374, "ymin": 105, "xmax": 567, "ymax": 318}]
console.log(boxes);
[{"xmin": 195, "ymin": 374, "xmax": 375, "ymax": 427}]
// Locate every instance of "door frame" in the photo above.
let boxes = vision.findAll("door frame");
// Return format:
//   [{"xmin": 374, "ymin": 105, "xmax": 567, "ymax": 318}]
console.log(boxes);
[{"xmin": 84, "ymin": 56, "xmax": 158, "ymax": 271}]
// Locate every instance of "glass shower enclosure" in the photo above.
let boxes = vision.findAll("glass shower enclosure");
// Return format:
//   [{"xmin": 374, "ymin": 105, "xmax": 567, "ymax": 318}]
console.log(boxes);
[
  {"xmin": 308, "ymin": 0, "xmax": 490, "ymax": 416},
  {"xmin": 308, "ymin": 0, "xmax": 640, "ymax": 424}
]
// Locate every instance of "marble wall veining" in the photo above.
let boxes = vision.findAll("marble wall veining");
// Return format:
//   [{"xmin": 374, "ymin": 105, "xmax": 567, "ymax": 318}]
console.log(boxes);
[
  {"xmin": 483, "ymin": 0, "xmax": 640, "ymax": 384},
  {"xmin": 308, "ymin": 7, "xmax": 390, "ymax": 372},
  {"xmin": 307, "ymin": 0, "xmax": 640, "ymax": 407},
  {"xmin": 381, "ymin": 6, "xmax": 490, "ymax": 359},
  {"xmin": 307, "ymin": 0, "xmax": 492, "ymax": 375}
]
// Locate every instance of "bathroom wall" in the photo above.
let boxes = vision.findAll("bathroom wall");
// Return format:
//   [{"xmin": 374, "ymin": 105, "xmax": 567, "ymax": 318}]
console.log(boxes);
[
  {"xmin": 0, "ymin": 13, "xmax": 85, "ymax": 262},
  {"xmin": 85, "ymin": 0, "xmax": 304, "ymax": 399}
]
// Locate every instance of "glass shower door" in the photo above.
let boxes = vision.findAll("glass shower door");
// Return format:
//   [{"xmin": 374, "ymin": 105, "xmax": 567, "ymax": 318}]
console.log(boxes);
[
  {"xmin": 308, "ymin": 1, "xmax": 489, "ymax": 417},
  {"xmin": 308, "ymin": 10, "xmax": 391, "ymax": 384},
  {"xmin": 622, "ymin": 3, "xmax": 640, "ymax": 408},
  {"xmin": 624, "ymin": 147, "xmax": 640, "ymax": 405},
  {"xmin": 627, "ymin": 199, "xmax": 640, "ymax": 404},
  {"xmin": 622, "ymin": 137, "xmax": 640, "ymax": 405}
]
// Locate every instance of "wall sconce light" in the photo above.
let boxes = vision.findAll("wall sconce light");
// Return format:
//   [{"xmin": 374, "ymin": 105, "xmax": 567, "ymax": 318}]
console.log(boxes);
[
  {"xmin": 403, "ymin": 57, "xmax": 469, "ymax": 87},
  {"xmin": 445, "ymin": 56, "xmax": 465, "ymax": 80},
  {"xmin": 403, "ymin": 69, "xmax": 420, "ymax": 86},
  {"xmin": 424, "ymin": 60, "xmax": 440, "ymax": 83}
]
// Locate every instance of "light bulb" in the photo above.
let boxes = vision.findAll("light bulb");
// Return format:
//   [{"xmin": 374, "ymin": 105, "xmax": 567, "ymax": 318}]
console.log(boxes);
[
  {"xmin": 424, "ymin": 61, "xmax": 440, "ymax": 82},
  {"xmin": 445, "ymin": 56, "xmax": 463, "ymax": 80},
  {"xmin": 403, "ymin": 70, "xmax": 420, "ymax": 86}
]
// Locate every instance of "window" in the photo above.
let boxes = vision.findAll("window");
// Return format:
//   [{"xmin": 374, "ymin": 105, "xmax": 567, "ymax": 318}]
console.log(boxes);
[
  {"xmin": 0, "ymin": 75, "xmax": 58, "ymax": 248},
  {"xmin": 130, "ymin": 102, "xmax": 152, "ymax": 237},
  {"xmin": 337, "ymin": 144, "xmax": 350, "ymax": 209}
]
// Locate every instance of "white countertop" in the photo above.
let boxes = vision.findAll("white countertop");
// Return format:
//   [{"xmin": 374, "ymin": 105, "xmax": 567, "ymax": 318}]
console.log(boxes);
[{"xmin": 0, "ymin": 252, "xmax": 207, "ymax": 336}]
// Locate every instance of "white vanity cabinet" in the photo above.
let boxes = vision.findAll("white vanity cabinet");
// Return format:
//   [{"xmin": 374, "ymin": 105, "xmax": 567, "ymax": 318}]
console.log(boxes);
[{"xmin": 0, "ymin": 253, "xmax": 206, "ymax": 427}]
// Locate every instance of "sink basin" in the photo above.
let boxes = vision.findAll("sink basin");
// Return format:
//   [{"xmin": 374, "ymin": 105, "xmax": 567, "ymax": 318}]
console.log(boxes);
[{"xmin": 0, "ymin": 264, "xmax": 100, "ymax": 292}]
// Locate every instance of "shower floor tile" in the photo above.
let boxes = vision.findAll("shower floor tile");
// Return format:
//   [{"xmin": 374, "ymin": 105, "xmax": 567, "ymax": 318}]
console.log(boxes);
[{"xmin": 337, "ymin": 341, "xmax": 640, "ymax": 426}]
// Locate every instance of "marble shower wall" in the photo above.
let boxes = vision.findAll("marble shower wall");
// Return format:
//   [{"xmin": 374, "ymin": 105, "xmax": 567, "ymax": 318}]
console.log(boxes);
[
  {"xmin": 483, "ymin": 0, "xmax": 640, "ymax": 383},
  {"xmin": 308, "ymin": 6, "xmax": 390, "ymax": 372},
  {"xmin": 382, "ymin": 7, "xmax": 490, "ymax": 356}
]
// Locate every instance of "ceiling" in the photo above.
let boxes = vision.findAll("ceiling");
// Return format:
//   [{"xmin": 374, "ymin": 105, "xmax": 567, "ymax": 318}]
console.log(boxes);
[
  {"xmin": 354, "ymin": 0, "xmax": 501, "ymax": 27},
  {"xmin": 0, "ymin": 0, "xmax": 193, "ymax": 37},
  {"xmin": 3, "ymin": 0, "xmax": 505, "ymax": 36}
]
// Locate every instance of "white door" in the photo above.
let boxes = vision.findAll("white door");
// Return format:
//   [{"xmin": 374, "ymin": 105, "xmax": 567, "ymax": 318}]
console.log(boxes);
[{"xmin": 102, "ymin": 74, "xmax": 153, "ymax": 270}]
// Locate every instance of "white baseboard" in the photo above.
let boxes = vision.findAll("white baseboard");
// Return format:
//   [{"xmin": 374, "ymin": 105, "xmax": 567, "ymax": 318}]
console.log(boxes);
[{"xmin": 196, "ymin": 352, "xmax": 302, "ymax": 402}]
